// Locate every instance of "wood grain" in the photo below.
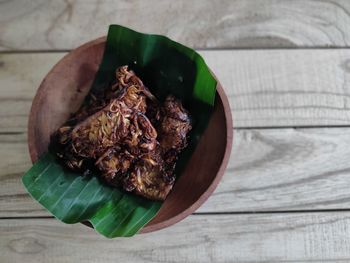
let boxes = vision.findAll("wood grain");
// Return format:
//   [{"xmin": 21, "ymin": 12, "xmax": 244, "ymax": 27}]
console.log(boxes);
[
  {"xmin": 0, "ymin": 133, "xmax": 36, "ymax": 217},
  {"xmin": 0, "ymin": 53, "xmax": 64, "ymax": 132},
  {"xmin": 200, "ymin": 127, "xmax": 350, "ymax": 212},
  {"xmin": 2, "ymin": 1, "xmax": 350, "ymax": 259},
  {"xmin": 2, "ymin": 49, "xmax": 350, "ymax": 132},
  {"xmin": 4, "ymin": 127, "xmax": 350, "ymax": 217},
  {"xmin": 204, "ymin": 48, "xmax": 350, "ymax": 127},
  {"xmin": 1, "ymin": 213, "xmax": 350, "ymax": 262},
  {"xmin": 2, "ymin": 0, "xmax": 350, "ymax": 50}
]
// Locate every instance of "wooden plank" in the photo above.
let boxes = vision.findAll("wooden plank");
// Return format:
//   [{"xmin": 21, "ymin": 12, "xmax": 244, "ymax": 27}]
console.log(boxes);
[
  {"xmin": 0, "ymin": 133, "xmax": 38, "ymax": 217},
  {"xmin": 2, "ymin": 49, "xmax": 350, "ymax": 132},
  {"xmin": 2, "ymin": 0, "xmax": 350, "ymax": 50},
  {"xmin": 0, "ymin": 53, "xmax": 64, "ymax": 132},
  {"xmin": 1, "ymin": 213, "xmax": 350, "ymax": 262},
  {"xmin": 204, "ymin": 49, "xmax": 350, "ymax": 127},
  {"xmin": 3, "ymin": 127, "xmax": 350, "ymax": 217},
  {"xmin": 199, "ymin": 128, "xmax": 350, "ymax": 212}
]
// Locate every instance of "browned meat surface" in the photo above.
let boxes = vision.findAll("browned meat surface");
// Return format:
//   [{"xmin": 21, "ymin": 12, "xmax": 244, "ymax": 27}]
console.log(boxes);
[
  {"xmin": 159, "ymin": 95, "xmax": 192, "ymax": 152},
  {"xmin": 52, "ymin": 66, "xmax": 192, "ymax": 200},
  {"xmin": 71, "ymin": 100, "xmax": 132, "ymax": 159},
  {"xmin": 126, "ymin": 160, "xmax": 173, "ymax": 200}
]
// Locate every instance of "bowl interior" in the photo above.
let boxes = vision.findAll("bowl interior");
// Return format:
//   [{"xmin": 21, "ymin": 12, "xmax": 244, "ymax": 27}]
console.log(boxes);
[{"xmin": 28, "ymin": 38, "xmax": 232, "ymax": 233}]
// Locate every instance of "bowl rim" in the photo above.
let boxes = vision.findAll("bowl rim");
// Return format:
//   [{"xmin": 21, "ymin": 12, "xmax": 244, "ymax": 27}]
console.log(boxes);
[{"xmin": 27, "ymin": 37, "xmax": 233, "ymax": 234}]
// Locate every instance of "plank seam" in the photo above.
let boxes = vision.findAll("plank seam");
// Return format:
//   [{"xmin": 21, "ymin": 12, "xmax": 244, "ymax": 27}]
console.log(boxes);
[{"xmin": 3, "ymin": 208, "xmax": 350, "ymax": 220}]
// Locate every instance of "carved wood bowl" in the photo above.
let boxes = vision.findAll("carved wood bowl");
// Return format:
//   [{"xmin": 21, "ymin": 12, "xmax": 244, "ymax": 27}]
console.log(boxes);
[{"xmin": 28, "ymin": 37, "xmax": 233, "ymax": 233}]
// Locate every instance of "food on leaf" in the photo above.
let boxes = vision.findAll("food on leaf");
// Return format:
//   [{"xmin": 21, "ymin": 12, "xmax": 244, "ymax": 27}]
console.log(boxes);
[{"xmin": 52, "ymin": 66, "xmax": 192, "ymax": 200}]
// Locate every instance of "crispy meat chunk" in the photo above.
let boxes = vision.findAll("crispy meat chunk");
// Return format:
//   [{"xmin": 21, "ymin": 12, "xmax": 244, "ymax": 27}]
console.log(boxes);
[
  {"xmin": 71, "ymin": 100, "xmax": 132, "ymax": 159},
  {"xmin": 123, "ymin": 151, "xmax": 173, "ymax": 200},
  {"xmin": 52, "ymin": 66, "xmax": 192, "ymax": 201},
  {"xmin": 159, "ymin": 95, "xmax": 192, "ymax": 153},
  {"xmin": 95, "ymin": 148, "xmax": 134, "ymax": 185}
]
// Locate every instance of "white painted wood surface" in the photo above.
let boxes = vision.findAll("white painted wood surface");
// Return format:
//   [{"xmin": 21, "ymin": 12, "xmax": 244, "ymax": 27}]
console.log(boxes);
[
  {"xmin": 2, "ymin": 49, "xmax": 350, "ymax": 132},
  {"xmin": 1, "ymin": 0, "xmax": 350, "ymax": 50},
  {"xmin": 3, "ymin": 127, "xmax": 350, "ymax": 217},
  {"xmin": 1, "ymin": 1, "xmax": 350, "ymax": 261},
  {"xmin": 1, "ymin": 213, "xmax": 350, "ymax": 262}
]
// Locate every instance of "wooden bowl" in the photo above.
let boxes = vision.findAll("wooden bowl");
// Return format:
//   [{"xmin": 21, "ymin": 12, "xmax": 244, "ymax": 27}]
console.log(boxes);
[{"xmin": 28, "ymin": 37, "xmax": 233, "ymax": 233}]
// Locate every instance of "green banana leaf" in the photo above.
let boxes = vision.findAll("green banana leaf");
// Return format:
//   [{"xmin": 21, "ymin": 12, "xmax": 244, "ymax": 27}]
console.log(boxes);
[
  {"xmin": 22, "ymin": 25, "xmax": 217, "ymax": 238},
  {"xmin": 22, "ymin": 153, "xmax": 161, "ymax": 237}
]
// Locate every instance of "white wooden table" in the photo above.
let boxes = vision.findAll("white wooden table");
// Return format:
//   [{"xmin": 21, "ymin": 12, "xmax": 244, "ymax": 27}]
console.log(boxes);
[{"xmin": 2, "ymin": 1, "xmax": 350, "ymax": 262}]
